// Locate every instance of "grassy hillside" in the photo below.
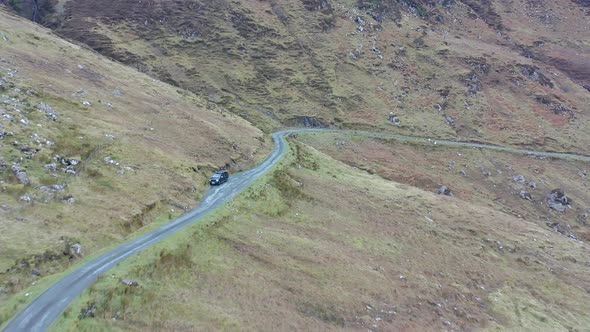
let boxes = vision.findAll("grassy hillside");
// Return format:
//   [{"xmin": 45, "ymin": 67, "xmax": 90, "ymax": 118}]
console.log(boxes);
[
  {"xmin": 32, "ymin": 0, "xmax": 590, "ymax": 153},
  {"xmin": 0, "ymin": 8, "xmax": 269, "ymax": 313},
  {"xmin": 1, "ymin": 1, "xmax": 589, "ymax": 330},
  {"xmin": 299, "ymin": 132, "xmax": 590, "ymax": 242},
  {"xmin": 51, "ymin": 139, "xmax": 590, "ymax": 331}
]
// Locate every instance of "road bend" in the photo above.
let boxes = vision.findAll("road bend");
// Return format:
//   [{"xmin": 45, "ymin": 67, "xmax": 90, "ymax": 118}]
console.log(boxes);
[{"xmin": 4, "ymin": 129, "xmax": 590, "ymax": 331}]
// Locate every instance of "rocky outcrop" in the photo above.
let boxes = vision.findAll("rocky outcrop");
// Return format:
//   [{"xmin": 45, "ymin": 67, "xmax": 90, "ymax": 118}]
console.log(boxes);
[
  {"xmin": 11, "ymin": 164, "xmax": 30, "ymax": 186},
  {"xmin": 436, "ymin": 186, "xmax": 453, "ymax": 196},
  {"xmin": 546, "ymin": 189, "xmax": 571, "ymax": 212},
  {"xmin": 518, "ymin": 65, "xmax": 553, "ymax": 88}
]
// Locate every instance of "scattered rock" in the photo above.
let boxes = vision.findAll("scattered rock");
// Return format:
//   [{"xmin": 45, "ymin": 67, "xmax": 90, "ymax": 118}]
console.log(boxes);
[
  {"xmin": 31, "ymin": 269, "xmax": 41, "ymax": 276},
  {"xmin": 355, "ymin": 16, "xmax": 366, "ymax": 32},
  {"xmin": 44, "ymin": 163, "xmax": 58, "ymax": 172},
  {"xmin": 465, "ymin": 72, "xmax": 482, "ymax": 95},
  {"xmin": 534, "ymin": 95, "xmax": 574, "ymax": 118},
  {"xmin": 444, "ymin": 115, "xmax": 456, "ymax": 127},
  {"xmin": 112, "ymin": 89, "xmax": 123, "ymax": 97},
  {"xmin": 0, "ymin": 160, "xmax": 6, "ymax": 173},
  {"xmin": 387, "ymin": 112, "xmax": 401, "ymax": 126},
  {"xmin": 513, "ymin": 175, "xmax": 526, "ymax": 184},
  {"xmin": 64, "ymin": 166, "xmax": 77, "ymax": 175},
  {"xmin": 518, "ymin": 64, "xmax": 553, "ymax": 88},
  {"xmin": 78, "ymin": 303, "xmax": 96, "ymax": 319},
  {"xmin": 519, "ymin": 190, "xmax": 533, "ymax": 201},
  {"xmin": 528, "ymin": 181, "xmax": 537, "ymax": 189},
  {"xmin": 436, "ymin": 186, "xmax": 453, "ymax": 196},
  {"xmin": 118, "ymin": 166, "xmax": 133, "ymax": 175},
  {"xmin": 290, "ymin": 116, "xmax": 325, "ymax": 128},
  {"xmin": 37, "ymin": 103, "xmax": 58, "ymax": 121},
  {"xmin": 11, "ymin": 164, "xmax": 30, "ymax": 186},
  {"xmin": 55, "ymin": 156, "xmax": 79, "ymax": 167},
  {"xmin": 39, "ymin": 184, "xmax": 65, "ymax": 194},
  {"xmin": 82, "ymin": 101, "xmax": 92, "ymax": 106},
  {"xmin": 547, "ymin": 221, "xmax": 576, "ymax": 239},
  {"xmin": 19, "ymin": 194, "xmax": 32, "ymax": 203},
  {"xmin": 480, "ymin": 167, "xmax": 492, "ymax": 177},
  {"xmin": 63, "ymin": 195, "xmax": 76, "ymax": 204},
  {"xmin": 578, "ymin": 171, "xmax": 587, "ymax": 178},
  {"xmin": 69, "ymin": 243, "xmax": 83, "ymax": 257},
  {"xmin": 103, "ymin": 156, "xmax": 120, "ymax": 166},
  {"xmin": 577, "ymin": 212, "xmax": 588, "ymax": 225},
  {"xmin": 122, "ymin": 279, "xmax": 139, "ymax": 287},
  {"xmin": 546, "ymin": 189, "xmax": 571, "ymax": 212},
  {"xmin": 16, "ymin": 144, "xmax": 40, "ymax": 158}
]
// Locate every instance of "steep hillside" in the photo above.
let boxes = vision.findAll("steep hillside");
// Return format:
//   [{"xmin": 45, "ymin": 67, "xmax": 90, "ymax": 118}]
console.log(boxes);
[
  {"xmin": 0, "ymin": 8, "xmax": 268, "ymax": 308},
  {"xmin": 52, "ymin": 140, "xmax": 590, "ymax": 331},
  {"xmin": 18, "ymin": 0, "xmax": 590, "ymax": 153},
  {"xmin": 299, "ymin": 132, "xmax": 590, "ymax": 245}
]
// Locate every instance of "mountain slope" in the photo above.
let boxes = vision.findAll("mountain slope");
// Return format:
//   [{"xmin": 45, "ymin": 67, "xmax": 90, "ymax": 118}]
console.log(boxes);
[
  {"xmin": 0, "ymin": 8, "xmax": 268, "ymax": 310},
  {"xmin": 23, "ymin": 0, "xmax": 590, "ymax": 153},
  {"xmin": 52, "ymin": 139, "xmax": 590, "ymax": 331}
]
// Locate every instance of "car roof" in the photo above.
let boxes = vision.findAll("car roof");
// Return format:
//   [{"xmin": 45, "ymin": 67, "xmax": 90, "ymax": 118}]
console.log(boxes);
[{"xmin": 215, "ymin": 170, "xmax": 228, "ymax": 174}]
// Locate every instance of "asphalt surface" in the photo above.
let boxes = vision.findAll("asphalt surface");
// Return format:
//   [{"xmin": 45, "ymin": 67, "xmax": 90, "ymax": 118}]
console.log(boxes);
[{"xmin": 4, "ymin": 129, "xmax": 590, "ymax": 331}]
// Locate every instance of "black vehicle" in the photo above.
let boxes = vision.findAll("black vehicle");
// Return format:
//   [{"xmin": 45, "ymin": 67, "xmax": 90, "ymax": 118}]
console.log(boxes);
[{"xmin": 209, "ymin": 170, "xmax": 229, "ymax": 185}]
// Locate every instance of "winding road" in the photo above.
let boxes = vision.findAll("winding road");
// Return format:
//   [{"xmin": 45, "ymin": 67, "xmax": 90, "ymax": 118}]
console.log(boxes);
[{"xmin": 4, "ymin": 129, "xmax": 590, "ymax": 331}]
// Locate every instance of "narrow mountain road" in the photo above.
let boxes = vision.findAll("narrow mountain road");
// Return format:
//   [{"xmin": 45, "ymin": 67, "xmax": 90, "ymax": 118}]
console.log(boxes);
[{"xmin": 4, "ymin": 129, "xmax": 590, "ymax": 331}]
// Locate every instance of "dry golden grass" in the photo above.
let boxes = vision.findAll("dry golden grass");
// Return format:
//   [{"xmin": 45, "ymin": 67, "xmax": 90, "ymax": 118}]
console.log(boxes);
[
  {"xmin": 0, "ymin": 8, "xmax": 269, "ymax": 312},
  {"xmin": 53, "ymin": 140, "xmax": 590, "ymax": 331},
  {"xmin": 44, "ymin": 0, "xmax": 590, "ymax": 153},
  {"xmin": 299, "ymin": 132, "xmax": 590, "ymax": 242}
]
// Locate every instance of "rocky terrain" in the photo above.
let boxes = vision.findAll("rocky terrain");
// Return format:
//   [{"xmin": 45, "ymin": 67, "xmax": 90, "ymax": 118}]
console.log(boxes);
[
  {"xmin": 53, "ymin": 140, "xmax": 590, "ymax": 331},
  {"xmin": 7, "ymin": 0, "xmax": 588, "ymax": 153},
  {"xmin": 0, "ymin": 7, "xmax": 268, "ymax": 319},
  {"xmin": 299, "ymin": 132, "xmax": 590, "ymax": 242},
  {"xmin": 1, "ymin": 0, "xmax": 589, "ymax": 331}
]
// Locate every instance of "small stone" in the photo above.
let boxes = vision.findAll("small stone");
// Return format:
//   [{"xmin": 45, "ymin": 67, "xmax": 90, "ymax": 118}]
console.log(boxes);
[
  {"xmin": 513, "ymin": 175, "xmax": 526, "ymax": 184},
  {"xmin": 12, "ymin": 164, "xmax": 30, "ymax": 186},
  {"xmin": 122, "ymin": 279, "xmax": 139, "ymax": 287},
  {"xmin": 37, "ymin": 103, "xmax": 58, "ymax": 121},
  {"xmin": 44, "ymin": 163, "xmax": 57, "ymax": 172},
  {"xmin": 387, "ymin": 112, "xmax": 401, "ymax": 126},
  {"xmin": 519, "ymin": 190, "xmax": 532, "ymax": 201},
  {"xmin": 70, "ymin": 243, "xmax": 83, "ymax": 256},
  {"xmin": 436, "ymin": 186, "xmax": 453, "ymax": 196},
  {"xmin": 78, "ymin": 304, "xmax": 96, "ymax": 319},
  {"xmin": 445, "ymin": 115, "xmax": 456, "ymax": 127},
  {"xmin": 546, "ymin": 189, "xmax": 571, "ymax": 212}
]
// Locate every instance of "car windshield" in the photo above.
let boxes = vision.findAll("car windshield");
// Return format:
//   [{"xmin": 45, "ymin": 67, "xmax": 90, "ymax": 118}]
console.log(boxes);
[{"xmin": 211, "ymin": 174, "xmax": 221, "ymax": 179}]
